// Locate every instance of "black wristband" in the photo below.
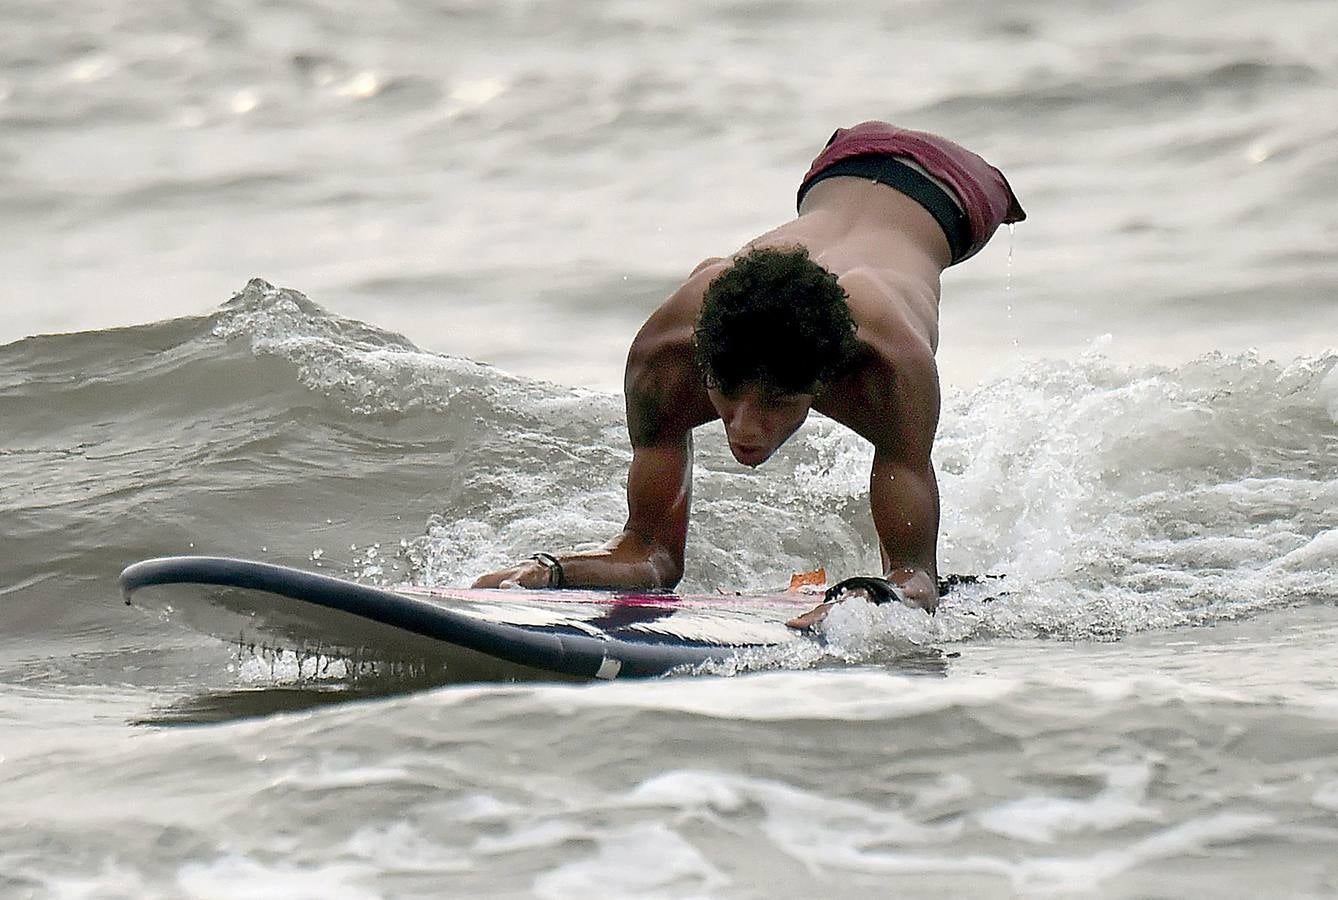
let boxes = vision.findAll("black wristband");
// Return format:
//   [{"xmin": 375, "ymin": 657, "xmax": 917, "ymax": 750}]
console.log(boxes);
[
  {"xmin": 530, "ymin": 553, "xmax": 565, "ymax": 589},
  {"xmin": 824, "ymin": 575, "xmax": 907, "ymax": 605}
]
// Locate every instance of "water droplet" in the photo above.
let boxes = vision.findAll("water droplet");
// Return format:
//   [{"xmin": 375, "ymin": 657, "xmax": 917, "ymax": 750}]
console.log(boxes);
[
  {"xmin": 449, "ymin": 77, "xmax": 506, "ymax": 108},
  {"xmin": 1246, "ymin": 142, "xmax": 1273, "ymax": 164},
  {"xmin": 337, "ymin": 71, "xmax": 382, "ymax": 100},
  {"xmin": 68, "ymin": 57, "xmax": 114, "ymax": 83},
  {"xmin": 230, "ymin": 89, "xmax": 259, "ymax": 115}
]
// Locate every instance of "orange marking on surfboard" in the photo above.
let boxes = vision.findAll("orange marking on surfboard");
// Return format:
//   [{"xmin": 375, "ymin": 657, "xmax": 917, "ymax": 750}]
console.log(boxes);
[{"xmin": 787, "ymin": 567, "xmax": 826, "ymax": 592}]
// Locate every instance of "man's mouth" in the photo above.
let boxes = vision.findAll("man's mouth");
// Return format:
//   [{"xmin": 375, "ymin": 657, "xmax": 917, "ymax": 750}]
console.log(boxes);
[{"xmin": 731, "ymin": 444, "xmax": 768, "ymax": 466}]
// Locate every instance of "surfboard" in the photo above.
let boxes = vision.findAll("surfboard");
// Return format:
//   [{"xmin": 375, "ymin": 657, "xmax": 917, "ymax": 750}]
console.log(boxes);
[
  {"xmin": 119, "ymin": 556, "xmax": 820, "ymax": 683},
  {"xmin": 121, "ymin": 557, "xmax": 998, "ymax": 685}
]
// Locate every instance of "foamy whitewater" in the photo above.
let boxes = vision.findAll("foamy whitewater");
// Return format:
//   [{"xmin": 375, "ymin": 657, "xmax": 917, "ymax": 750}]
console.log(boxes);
[{"xmin": 2, "ymin": 0, "xmax": 1337, "ymax": 896}]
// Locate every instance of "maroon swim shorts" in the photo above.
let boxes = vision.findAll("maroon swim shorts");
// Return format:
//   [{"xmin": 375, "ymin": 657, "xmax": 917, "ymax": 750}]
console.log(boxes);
[{"xmin": 797, "ymin": 121, "xmax": 1026, "ymax": 264}]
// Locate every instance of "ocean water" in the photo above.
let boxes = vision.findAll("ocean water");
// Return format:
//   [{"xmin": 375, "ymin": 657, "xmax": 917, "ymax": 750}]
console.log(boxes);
[{"xmin": 3, "ymin": 0, "xmax": 1337, "ymax": 896}]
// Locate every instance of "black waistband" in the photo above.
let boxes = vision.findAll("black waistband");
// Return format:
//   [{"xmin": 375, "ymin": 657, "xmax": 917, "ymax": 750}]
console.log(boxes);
[{"xmin": 797, "ymin": 154, "xmax": 971, "ymax": 263}]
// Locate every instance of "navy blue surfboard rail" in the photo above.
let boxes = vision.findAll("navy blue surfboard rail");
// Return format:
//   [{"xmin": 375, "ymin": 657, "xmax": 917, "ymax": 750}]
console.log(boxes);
[{"xmin": 119, "ymin": 556, "xmax": 746, "ymax": 680}]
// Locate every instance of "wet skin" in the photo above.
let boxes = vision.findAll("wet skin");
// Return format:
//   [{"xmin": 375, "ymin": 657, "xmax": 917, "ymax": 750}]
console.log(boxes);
[
  {"xmin": 707, "ymin": 386, "xmax": 815, "ymax": 468},
  {"xmin": 474, "ymin": 175, "xmax": 951, "ymax": 616}
]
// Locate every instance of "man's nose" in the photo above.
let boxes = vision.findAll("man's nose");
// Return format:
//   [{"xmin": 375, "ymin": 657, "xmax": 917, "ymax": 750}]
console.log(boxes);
[{"xmin": 726, "ymin": 407, "xmax": 765, "ymax": 440}]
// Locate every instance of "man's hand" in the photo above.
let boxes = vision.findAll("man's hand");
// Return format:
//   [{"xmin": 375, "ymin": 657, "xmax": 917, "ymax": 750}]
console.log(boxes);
[
  {"xmin": 785, "ymin": 600, "xmax": 839, "ymax": 631},
  {"xmin": 472, "ymin": 559, "xmax": 555, "ymax": 589},
  {"xmin": 785, "ymin": 571, "xmax": 937, "ymax": 630},
  {"xmin": 469, "ymin": 529, "xmax": 683, "ymax": 592}
]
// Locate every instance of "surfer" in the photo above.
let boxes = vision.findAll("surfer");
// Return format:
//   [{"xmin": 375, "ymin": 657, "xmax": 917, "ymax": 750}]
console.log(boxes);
[{"xmin": 474, "ymin": 121, "xmax": 1024, "ymax": 624}]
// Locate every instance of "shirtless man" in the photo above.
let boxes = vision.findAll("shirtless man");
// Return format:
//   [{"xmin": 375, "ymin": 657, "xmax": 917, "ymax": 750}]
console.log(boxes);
[{"xmin": 475, "ymin": 122, "xmax": 1024, "ymax": 622}]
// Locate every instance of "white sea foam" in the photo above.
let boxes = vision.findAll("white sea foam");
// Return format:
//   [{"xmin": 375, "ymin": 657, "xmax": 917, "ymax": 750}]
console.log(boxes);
[
  {"xmin": 211, "ymin": 279, "xmax": 507, "ymax": 416},
  {"xmin": 473, "ymin": 819, "xmax": 594, "ymax": 856},
  {"xmin": 235, "ymin": 649, "xmax": 356, "ymax": 684},
  {"xmin": 976, "ymin": 762, "xmax": 1161, "ymax": 843},
  {"xmin": 206, "ymin": 280, "xmax": 1337, "ymax": 645},
  {"xmin": 31, "ymin": 858, "xmax": 153, "ymax": 900},
  {"xmin": 342, "ymin": 822, "xmax": 471, "ymax": 873},
  {"xmin": 176, "ymin": 855, "xmax": 382, "ymax": 899},
  {"xmin": 1272, "ymin": 528, "xmax": 1338, "ymax": 571},
  {"xmin": 1312, "ymin": 781, "xmax": 1338, "ymax": 812},
  {"xmin": 595, "ymin": 768, "xmax": 1271, "ymax": 894},
  {"xmin": 1321, "ymin": 361, "xmax": 1338, "ymax": 424},
  {"xmin": 787, "ymin": 813, "xmax": 1274, "ymax": 894},
  {"xmin": 1007, "ymin": 813, "xmax": 1274, "ymax": 895},
  {"xmin": 627, "ymin": 770, "xmax": 961, "ymax": 851},
  {"xmin": 537, "ymin": 669, "xmax": 1019, "ymax": 722},
  {"xmin": 533, "ymin": 823, "xmax": 730, "ymax": 899},
  {"xmin": 5, "ymin": 2, "xmax": 1338, "ymax": 897},
  {"xmin": 268, "ymin": 757, "xmax": 414, "ymax": 790}
]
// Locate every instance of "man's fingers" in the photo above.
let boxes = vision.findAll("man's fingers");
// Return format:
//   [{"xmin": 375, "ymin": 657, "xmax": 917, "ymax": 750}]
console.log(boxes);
[
  {"xmin": 786, "ymin": 600, "xmax": 836, "ymax": 631},
  {"xmin": 473, "ymin": 565, "xmax": 525, "ymax": 589},
  {"xmin": 491, "ymin": 562, "xmax": 548, "ymax": 590}
]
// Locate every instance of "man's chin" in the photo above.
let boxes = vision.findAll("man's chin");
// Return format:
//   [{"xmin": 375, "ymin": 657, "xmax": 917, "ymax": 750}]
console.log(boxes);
[{"xmin": 730, "ymin": 446, "xmax": 772, "ymax": 467}]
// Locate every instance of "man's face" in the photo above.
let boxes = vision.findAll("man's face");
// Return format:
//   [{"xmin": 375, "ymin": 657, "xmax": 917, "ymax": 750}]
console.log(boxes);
[{"xmin": 706, "ymin": 383, "xmax": 815, "ymax": 468}]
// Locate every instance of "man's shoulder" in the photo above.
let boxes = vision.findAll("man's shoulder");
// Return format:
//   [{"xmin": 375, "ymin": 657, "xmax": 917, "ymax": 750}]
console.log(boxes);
[
  {"xmin": 628, "ymin": 258, "xmax": 732, "ymax": 362},
  {"xmin": 642, "ymin": 259, "xmax": 730, "ymax": 321},
  {"xmin": 624, "ymin": 328, "xmax": 711, "ymax": 446},
  {"xmin": 814, "ymin": 280, "xmax": 940, "ymax": 452},
  {"xmin": 624, "ymin": 265, "xmax": 721, "ymax": 445},
  {"xmin": 624, "ymin": 268, "xmax": 706, "ymax": 404},
  {"xmin": 626, "ymin": 324, "xmax": 695, "ymax": 382},
  {"xmin": 689, "ymin": 256, "xmax": 729, "ymax": 278},
  {"xmin": 837, "ymin": 265, "xmax": 941, "ymax": 358}
]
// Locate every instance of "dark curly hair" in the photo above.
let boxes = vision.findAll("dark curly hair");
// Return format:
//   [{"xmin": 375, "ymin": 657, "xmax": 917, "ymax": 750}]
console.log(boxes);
[{"xmin": 693, "ymin": 246, "xmax": 858, "ymax": 396}]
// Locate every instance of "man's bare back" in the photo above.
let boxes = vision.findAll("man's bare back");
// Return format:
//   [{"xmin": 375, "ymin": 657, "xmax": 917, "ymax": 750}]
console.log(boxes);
[{"xmin": 474, "ymin": 122, "xmax": 1025, "ymax": 622}]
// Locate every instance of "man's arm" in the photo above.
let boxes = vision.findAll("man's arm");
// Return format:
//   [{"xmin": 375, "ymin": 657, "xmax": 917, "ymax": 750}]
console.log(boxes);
[
  {"xmin": 794, "ymin": 322, "xmax": 942, "ymax": 626},
  {"xmin": 866, "ymin": 332, "xmax": 941, "ymax": 611},
  {"xmin": 785, "ymin": 451, "xmax": 939, "ymax": 629},
  {"xmin": 863, "ymin": 325, "xmax": 942, "ymax": 611},
  {"xmin": 471, "ymin": 434, "xmax": 692, "ymax": 589},
  {"xmin": 473, "ymin": 286, "xmax": 710, "ymax": 590},
  {"xmin": 869, "ymin": 450, "xmax": 940, "ymax": 611}
]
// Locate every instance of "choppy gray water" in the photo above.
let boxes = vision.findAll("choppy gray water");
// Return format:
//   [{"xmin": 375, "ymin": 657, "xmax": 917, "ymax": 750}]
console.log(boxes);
[{"xmin": 2, "ymin": 0, "xmax": 1337, "ymax": 896}]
